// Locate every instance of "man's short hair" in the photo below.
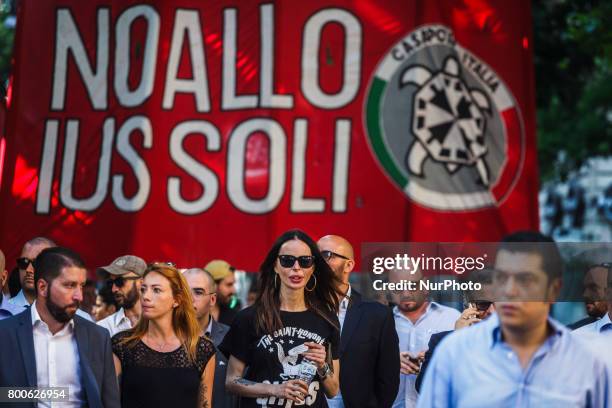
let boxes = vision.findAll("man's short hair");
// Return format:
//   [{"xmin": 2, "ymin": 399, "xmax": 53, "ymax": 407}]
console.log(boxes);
[
  {"xmin": 33, "ymin": 247, "xmax": 85, "ymax": 289},
  {"xmin": 24, "ymin": 237, "xmax": 57, "ymax": 249},
  {"xmin": 499, "ymin": 231, "xmax": 563, "ymax": 282},
  {"xmin": 184, "ymin": 268, "xmax": 217, "ymax": 293}
]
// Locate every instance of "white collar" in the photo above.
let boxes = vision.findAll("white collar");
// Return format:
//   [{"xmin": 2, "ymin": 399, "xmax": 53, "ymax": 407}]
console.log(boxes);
[
  {"xmin": 114, "ymin": 307, "xmax": 130, "ymax": 325},
  {"xmin": 31, "ymin": 300, "xmax": 75, "ymax": 331},
  {"xmin": 340, "ymin": 285, "xmax": 352, "ymax": 310},
  {"xmin": 205, "ymin": 316, "xmax": 213, "ymax": 335}
]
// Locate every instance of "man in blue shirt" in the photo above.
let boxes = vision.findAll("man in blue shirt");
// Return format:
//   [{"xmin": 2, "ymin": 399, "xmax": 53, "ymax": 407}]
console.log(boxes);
[
  {"xmin": 417, "ymin": 231, "xmax": 610, "ymax": 408},
  {"xmin": 574, "ymin": 263, "xmax": 611, "ymax": 336}
]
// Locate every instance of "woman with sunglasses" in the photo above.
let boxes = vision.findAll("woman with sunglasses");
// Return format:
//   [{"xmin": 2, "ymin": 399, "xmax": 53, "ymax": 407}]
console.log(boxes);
[
  {"xmin": 220, "ymin": 229, "xmax": 341, "ymax": 407},
  {"xmin": 112, "ymin": 263, "xmax": 216, "ymax": 408}
]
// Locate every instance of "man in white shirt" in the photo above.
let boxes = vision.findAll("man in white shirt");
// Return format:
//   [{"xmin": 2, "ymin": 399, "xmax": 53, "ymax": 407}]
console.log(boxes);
[
  {"xmin": 97, "ymin": 255, "xmax": 146, "ymax": 337},
  {"xmin": 389, "ymin": 267, "xmax": 460, "ymax": 408},
  {"xmin": 0, "ymin": 247, "xmax": 120, "ymax": 408}
]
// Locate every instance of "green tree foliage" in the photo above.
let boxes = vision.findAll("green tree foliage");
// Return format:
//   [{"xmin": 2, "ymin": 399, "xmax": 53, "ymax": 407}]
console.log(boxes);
[{"xmin": 534, "ymin": 0, "xmax": 612, "ymax": 181}]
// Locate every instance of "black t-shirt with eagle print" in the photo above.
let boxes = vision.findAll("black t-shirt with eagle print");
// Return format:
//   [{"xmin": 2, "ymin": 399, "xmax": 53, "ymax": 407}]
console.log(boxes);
[{"xmin": 219, "ymin": 306, "xmax": 340, "ymax": 408}]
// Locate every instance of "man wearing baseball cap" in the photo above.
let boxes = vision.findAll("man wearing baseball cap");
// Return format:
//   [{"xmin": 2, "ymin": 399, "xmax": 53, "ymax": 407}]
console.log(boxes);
[
  {"xmin": 205, "ymin": 259, "xmax": 240, "ymax": 325},
  {"xmin": 97, "ymin": 255, "xmax": 146, "ymax": 336}
]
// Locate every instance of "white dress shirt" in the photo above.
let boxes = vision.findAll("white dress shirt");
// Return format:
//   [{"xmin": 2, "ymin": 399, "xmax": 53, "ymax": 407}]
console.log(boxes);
[
  {"xmin": 97, "ymin": 307, "xmax": 133, "ymax": 337},
  {"xmin": 327, "ymin": 285, "xmax": 352, "ymax": 408},
  {"xmin": 31, "ymin": 301, "xmax": 84, "ymax": 407},
  {"xmin": 393, "ymin": 302, "xmax": 460, "ymax": 408}
]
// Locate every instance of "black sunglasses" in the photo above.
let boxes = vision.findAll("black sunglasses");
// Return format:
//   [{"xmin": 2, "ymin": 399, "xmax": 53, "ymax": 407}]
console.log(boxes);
[
  {"xmin": 320, "ymin": 250, "xmax": 350, "ymax": 261},
  {"xmin": 278, "ymin": 255, "xmax": 315, "ymax": 269},
  {"xmin": 106, "ymin": 276, "xmax": 141, "ymax": 289},
  {"xmin": 17, "ymin": 257, "xmax": 35, "ymax": 270},
  {"xmin": 472, "ymin": 300, "xmax": 493, "ymax": 312}
]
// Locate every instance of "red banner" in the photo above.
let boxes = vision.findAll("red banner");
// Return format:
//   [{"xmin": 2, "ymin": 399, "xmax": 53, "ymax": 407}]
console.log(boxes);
[{"xmin": 0, "ymin": 0, "xmax": 538, "ymax": 270}]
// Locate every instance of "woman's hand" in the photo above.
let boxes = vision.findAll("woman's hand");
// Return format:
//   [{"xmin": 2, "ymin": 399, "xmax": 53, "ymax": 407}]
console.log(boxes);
[
  {"xmin": 272, "ymin": 379, "xmax": 309, "ymax": 403},
  {"xmin": 303, "ymin": 341, "xmax": 327, "ymax": 369}
]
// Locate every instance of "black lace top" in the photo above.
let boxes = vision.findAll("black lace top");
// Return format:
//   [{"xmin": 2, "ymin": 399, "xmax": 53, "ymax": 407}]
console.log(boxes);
[{"xmin": 112, "ymin": 330, "xmax": 215, "ymax": 408}]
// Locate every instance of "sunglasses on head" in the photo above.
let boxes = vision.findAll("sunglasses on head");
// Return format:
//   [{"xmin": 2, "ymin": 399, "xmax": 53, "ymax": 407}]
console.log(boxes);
[
  {"xmin": 106, "ymin": 276, "xmax": 140, "ymax": 289},
  {"xmin": 278, "ymin": 255, "xmax": 315, "ymax": 269},
  {"xmin": 17, "ymin": 257, "xmax": 35, "ymax": 270},
  {"xmin": 320, "ymin": 250, "xmax": 350, "ymax": 261}
]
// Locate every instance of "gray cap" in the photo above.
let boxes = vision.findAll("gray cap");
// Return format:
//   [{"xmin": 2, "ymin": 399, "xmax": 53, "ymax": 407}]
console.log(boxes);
[{"xmin": 99, "ymin": 255, "xmax": 146, "ymax": 277}]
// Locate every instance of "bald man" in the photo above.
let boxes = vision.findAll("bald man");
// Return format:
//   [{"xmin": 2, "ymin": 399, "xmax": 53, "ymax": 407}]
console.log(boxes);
[
  {"xmin": 0, "ymin": 249, "xmax": 20, "ymax": 320},
  {"xmin": 10, "ymin": 237, "xmax": 56, "ymax": 308},
  {"xmin": 183, "ymin": 268, "xmax": 237, "ymax": 408},
  {"xmin": 318, "ymin": 235, "xmax": 400, "ymax": 408}
]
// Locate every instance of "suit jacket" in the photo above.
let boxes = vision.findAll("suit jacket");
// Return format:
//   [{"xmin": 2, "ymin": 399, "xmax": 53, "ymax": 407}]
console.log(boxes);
[
  {"xmin": 0, "ymin": 308, "xmax": 120, "ymax": 408},
  {"xmin": 338, "ymin": 289, "xmax": 400, "ymax": 408},
  {"xmin": 210, "ymin": 318, "xmax": 238, "ymax": 408},
  {"xmin": 414, "ymin": 330, "xmax": 453, "ymax": 393}
]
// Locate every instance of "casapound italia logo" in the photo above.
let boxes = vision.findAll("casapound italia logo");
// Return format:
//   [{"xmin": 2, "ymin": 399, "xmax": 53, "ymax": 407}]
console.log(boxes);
[{"xmin": 364, "ymin": 25, "xmax": 525, "ymax": 211}]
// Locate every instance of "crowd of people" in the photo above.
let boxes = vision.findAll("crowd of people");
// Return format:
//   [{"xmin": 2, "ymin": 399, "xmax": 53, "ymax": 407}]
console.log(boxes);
[{"xmin": 0, "ymin": 230, "xmax": 611, "ymax": 407}]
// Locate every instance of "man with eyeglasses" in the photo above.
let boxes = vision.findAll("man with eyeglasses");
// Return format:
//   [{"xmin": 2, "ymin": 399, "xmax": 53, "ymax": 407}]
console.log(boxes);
[
  {"xmin": 10, "ymin": 237, "xmax": 93, "ymax": 321},
  {"xmin": 97, "ymin": 255, "xmax": 146, "ymax": 337},
  {"xmin": 184, "ymin": 268, "xmax": 236, "ymax": 408},
  {"xmin": 417, "ymin": 231, "xmax": 610, "ymax": 408},
  {"xmin": 9, "ymin": 237, "xmax": 56, "ymax": 308},
  {"xmin": 317, "ymin": 235, "xmax": 400, "ymax": 408},
  {"xmin": 0, "ymin": 249, "xmax": 21, "ymax": 320}
]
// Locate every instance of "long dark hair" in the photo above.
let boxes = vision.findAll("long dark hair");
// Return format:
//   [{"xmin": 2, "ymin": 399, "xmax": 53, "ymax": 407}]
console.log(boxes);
[{"xmin": 254, "ymin": 229, "xmax": 340, "ymax": 335}]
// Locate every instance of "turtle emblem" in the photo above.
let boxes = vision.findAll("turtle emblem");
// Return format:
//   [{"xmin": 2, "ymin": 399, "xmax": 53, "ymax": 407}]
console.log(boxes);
[
  {"xmin": 364, "ymin": 24, "xmax": 525, "ymax": 211},
  {"xmin": 400, "ymin": 56, "xmax": 491, "ymax": 186}
]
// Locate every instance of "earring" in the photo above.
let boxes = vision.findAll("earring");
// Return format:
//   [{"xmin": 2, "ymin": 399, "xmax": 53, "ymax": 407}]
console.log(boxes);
[
  {"xmin": 305, "ymin": 275, "xmax": 317, "ymax": 292},
  {"xmin": 274, "ymin": 273, "xmax": 278, "ymax": 288}
]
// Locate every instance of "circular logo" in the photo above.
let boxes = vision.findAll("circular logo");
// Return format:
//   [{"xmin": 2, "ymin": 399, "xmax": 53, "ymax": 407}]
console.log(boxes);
[{"xmin": 364, "ymin": 25, "xmax": 525, "ymax": 211}]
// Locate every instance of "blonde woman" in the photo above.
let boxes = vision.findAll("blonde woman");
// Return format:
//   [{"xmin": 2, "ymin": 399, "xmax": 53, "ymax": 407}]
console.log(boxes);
[{"xmin": 112, "ymin": 263, "xmax": 215, "ymax": 408}]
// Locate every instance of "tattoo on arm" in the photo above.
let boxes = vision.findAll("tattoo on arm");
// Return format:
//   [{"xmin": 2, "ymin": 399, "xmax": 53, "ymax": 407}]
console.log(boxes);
[
  {"xmin": 233, "ymin": 378, "xmax": 257, "ymax": 386},
  {"xmin": 199, "ymin": 381, "xmax": 209, "ymax": 408}
]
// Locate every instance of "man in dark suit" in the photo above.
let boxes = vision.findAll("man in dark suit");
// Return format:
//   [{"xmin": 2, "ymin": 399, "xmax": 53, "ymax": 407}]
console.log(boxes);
[
  {"xmin": 0, "ymin": 247, "xmax": 120, "ymax": 408},
  {"xmin": 184, "ymin": 267, "xmax": 236, "ymax": 408},
  {"xmin": 318, "ymin": 235, "xmax": 400, "ymax": 408}
]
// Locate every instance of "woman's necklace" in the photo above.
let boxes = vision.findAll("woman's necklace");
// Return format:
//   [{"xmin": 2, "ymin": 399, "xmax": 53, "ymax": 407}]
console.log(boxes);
[{"xmin": 146, "ymin": 333, "xmax": 172, "ymax": 351}]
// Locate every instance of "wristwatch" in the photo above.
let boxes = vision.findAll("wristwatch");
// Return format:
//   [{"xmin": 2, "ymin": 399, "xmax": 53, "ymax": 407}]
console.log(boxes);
[{"xmin": 317, "ymin": 362, "xmax": 332, "ymax": 379}]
